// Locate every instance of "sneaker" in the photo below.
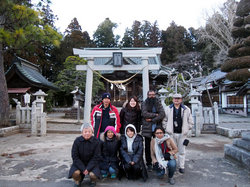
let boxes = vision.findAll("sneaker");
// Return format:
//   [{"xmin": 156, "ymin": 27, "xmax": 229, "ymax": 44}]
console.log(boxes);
[
  {"xmin": 74, "ymin": 183, "xmax": 81, "ymax": 187},
  {"xmin": 169, "ymin": 177, "xmax": 175, "ymax": 185},
  {"xmin": 179, "ymin": 168, "xmax": 185, "ymax": 173},
  {"xmin": 102, "ymin": 173, "xmax": 108, "ymax": 178},
  {"xmin": 157, "ymin": 174, "xmax": 164, "ymax": 179},
  {"xmin": 110, "ymin": 173, "xmax": 116, "ymax": 179},
  {"xmin": 147, "ymin": 165, "xmax": 153, "ymax": 172},
  {"xmin": 89, "ymin": 181, "xmax": 96, "ymax": 187}
]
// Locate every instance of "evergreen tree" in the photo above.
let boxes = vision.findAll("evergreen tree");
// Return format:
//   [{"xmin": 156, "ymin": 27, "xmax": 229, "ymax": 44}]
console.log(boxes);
[
  {"xmin": 0, "ymin": 0, "xmax": 61, "ymax": 126},
  {"xmin": 93, "ymin": 18, "xmax": 119, "ymax": 47},
  {"xmin": 160, "ymin": 21, "xmax": 194, "ymax": 65},
  {"xmin": 50, "ymin": 17, "xmax": 94, "ymax": 81}
]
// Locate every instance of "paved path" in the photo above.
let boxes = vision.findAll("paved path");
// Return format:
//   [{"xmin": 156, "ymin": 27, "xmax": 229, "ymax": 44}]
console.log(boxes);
[{"xmin": 0, "ymin": 133, "xmax": 249, "ymax": 187}]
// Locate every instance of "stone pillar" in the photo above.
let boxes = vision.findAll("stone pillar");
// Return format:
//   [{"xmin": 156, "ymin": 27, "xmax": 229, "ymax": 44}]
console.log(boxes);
[
  {"xmin": 40, "ymin": 113, "xmax": 47, "ymax": 136},
  {"xmin": 209, "ymin": 109, "xmax": 213, "ymax": 124},
  {"xmin": 142, "ymin": 57, "xmax": 149, "ymax": 101},
  {"xmin": 213, "ymin": 102, "xmax": 219, "ymax": 125},
  {"xmin": 195, "ymin": 111, "xmax": 201, "ymax": 137},
  {"xmin": 83, "ymin": 57, "xmax": 94, "ymax": 123},
  {"xmin": 31, "ymin": 102, "xmax": 37, "ymax": 136},
  {"xmin": 21, "ymin": 108, "xmax": 25, "ymax": 124},
  {"xmin": 16, "ymin": 102, "xmax": 21, "ymax": 125},
  {"xmin": 198, "ymin": 102, "xmax": 204, "ymax": 130},
  {"xmin": 26, "ymin": 106, "xmax": 31, "ymax": 123}
]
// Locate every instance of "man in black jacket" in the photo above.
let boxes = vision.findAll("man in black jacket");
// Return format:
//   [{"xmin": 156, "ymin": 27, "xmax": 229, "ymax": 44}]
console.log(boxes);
[{"xmin": 141, "ymin": 90, "xmax": 165, "ymax": 171}]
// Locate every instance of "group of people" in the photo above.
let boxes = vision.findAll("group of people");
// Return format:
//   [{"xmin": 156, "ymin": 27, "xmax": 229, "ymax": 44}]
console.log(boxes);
[{"xmin": 68, "ymin": 90, "xmax": 194, "ymax": 187}]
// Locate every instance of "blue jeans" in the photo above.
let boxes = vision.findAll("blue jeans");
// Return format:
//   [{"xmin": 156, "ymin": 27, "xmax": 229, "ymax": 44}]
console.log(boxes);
[
  {"xmin": 156, "ymin": 159, "xmax": 176, "ymax": 178},
  {"xmin": 101, "ymin": 167, "xmax": 116, "ymax": 175}
]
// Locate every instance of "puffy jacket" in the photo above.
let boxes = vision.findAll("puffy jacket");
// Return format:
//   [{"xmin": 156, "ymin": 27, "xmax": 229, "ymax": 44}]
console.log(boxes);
[
  {"xmin": 141, "ymin": 98, "xmax": 165, "ymax": 138},
  {"xmin": 120, "ymin": 107, "xmax": 141, "ymax": 134},
  {"xmin": 120, "ymin": 134, "xmax": 143, "ymax": 164},
  {"xmin": 162, "ymin": 104, "xmax": 194, "ymax": 135},
  {"xmin": 91, "ymin": 102, "xmax": 121, "ymax": 138},
  {"xmin": 99, "ymin": 132, "xmax": 121, "ymax": 171}
]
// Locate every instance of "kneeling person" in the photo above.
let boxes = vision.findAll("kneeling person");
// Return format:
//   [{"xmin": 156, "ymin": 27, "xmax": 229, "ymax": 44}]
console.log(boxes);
[
  {"xmin": 68, "ymin": 123, "xmax": 101, "ymax": 187},
  {"xmin": 151, "ymin": 127, "xmax": 178, "ymax": 185},
  {"xmin": 120, "ymin": 124, "xmax": 148, "ymax": 181},
  {"xmin": 100, "ymin": 126, "xmax": 121, "ymax": 179}
]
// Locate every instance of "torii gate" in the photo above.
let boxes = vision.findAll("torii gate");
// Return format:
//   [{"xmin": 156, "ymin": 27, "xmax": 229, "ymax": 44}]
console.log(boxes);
[{"xmin": 74, "ymin": 48, "xmax": 162, "ymax": 123}]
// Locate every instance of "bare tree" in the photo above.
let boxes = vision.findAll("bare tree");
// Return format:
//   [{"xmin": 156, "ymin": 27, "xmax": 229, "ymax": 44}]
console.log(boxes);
[{"xmin": 198, "ymin": 0, "xmax": 238, "ymax": 65}]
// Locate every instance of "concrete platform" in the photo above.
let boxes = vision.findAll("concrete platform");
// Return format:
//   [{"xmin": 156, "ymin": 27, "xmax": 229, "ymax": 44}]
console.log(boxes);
[{"xmin": 0, "ymin": 133, "xmax": 249, "ymax": 187}]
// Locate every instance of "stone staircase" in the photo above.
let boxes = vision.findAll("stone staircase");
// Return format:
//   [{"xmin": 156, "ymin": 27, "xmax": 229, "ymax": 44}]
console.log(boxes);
[
  {"xmin": 201, "ymin": 123, "xmax": 217, "ymax": 134},
  {"xmin": 224, "ymin": 132, "xmax": 250, "ymax": 170}
]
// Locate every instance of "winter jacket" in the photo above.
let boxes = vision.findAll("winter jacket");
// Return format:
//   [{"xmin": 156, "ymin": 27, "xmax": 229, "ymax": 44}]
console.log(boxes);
[
  {"xmin": 91, "ymin": 102, "xmax": 121, "ymax": 138},
  {"xmin": 162, "ymin": 104, "xmax": 194, "ymax": 135},
  {"xmin": 150, "ymin": 137, "xmax": 178, "ymax": 164},
  {"xmin": 68, "ymin": 136, "xmax": 101, "ymax": 178},
  {"xmin": 99, "ymin": 132, "xmax": 121, "ymax": 171},
  {"xmin": 120, "ymin": 107, "xmax": 141, "ymax": 134},
  {"xmin": 141, "ymin": 98, "xmax": 165, "ymax": 138},
  {"xmin": 120, "ymin": 133, "xmax": 148, "ymax": 180}
]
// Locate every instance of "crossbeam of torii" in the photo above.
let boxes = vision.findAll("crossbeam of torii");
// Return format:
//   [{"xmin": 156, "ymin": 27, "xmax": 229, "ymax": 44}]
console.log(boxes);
[{"xmin": 74, "ymin": 48, "xmax": 162, "ymax": 123}]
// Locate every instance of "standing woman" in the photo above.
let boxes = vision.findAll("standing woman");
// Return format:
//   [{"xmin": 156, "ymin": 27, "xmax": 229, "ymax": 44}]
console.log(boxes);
[
  {"xmin": 120, "ymin": 124, "xmax": 148, "ymax": 181},
  {"xmin": 120, "ymin": 96, "xmax": 141, "ymax": 134},
  {"xmin": 151, "ymin": 126, "xmax": 178, "ymax": 185},
  {"xmin": 99, "ymin": 126, "xmax": 121, "ymax": 179},
  {"xmin": 68, "ymin": 123, "xmax": 101, "ymax": 187}
]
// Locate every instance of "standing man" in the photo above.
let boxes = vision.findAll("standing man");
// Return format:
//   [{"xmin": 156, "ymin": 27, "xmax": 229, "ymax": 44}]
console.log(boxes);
[
  {"xmin": 141, "ymin": 90, "xmax": 165, "ymax": 171},
  {"xmin": 91, "ymin": 93, "xmax": 121, "ymax": 138},
  {"xmin": 162, "ymin": 93, "xmax": 194, "ymax": 174}
]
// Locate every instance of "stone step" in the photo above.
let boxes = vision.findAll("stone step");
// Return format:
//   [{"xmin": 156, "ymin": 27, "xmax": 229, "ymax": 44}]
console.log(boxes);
[
  {"xmin": 202, "ymin": 123, "xmax": 216, "ymax": 130},
  {"xmin": 242, "ymin": 132, "xmax": 250, "ymax": 141},
  {"xmin": 0, "ymin": 126, "xmax": 20, "ymax": 137},
  {"xmin": 233, "ymin": 139, "xmax": 250, "ymax": 151},
  {"xmin": 201, "ymin": 130, "xmax": 217, "ymax": 134},
  {"xmin": 216, "ymin": 126, "xmax": 249, "ymax": 138},
  {"xmin": 224, "ymin": 144, "xmax": 250, "ymax": 170}
]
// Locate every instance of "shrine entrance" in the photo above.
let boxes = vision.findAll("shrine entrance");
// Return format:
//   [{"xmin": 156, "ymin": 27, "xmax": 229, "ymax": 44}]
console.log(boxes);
[{"xmin": 74, "ymin": 48, "xmax": 162, "ymax": 123}]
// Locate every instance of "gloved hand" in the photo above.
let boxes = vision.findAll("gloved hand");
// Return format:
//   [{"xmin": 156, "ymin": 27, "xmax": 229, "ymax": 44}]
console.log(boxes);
[
  {"xmin": 164, "ymin": 152, "xmax": 171, "ymax": 160},
  {"xmin": 153, "ymin": 162, "xmax": 159, "ymax": 170}
]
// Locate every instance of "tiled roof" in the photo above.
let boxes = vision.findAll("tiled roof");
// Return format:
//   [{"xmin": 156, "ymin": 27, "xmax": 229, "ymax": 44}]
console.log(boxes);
[
  {"xmin": 199, "ymin": 69, "xmax": 226, "ymax": 85},
  {"xmin": 6, "ymin": 57, "xmax": 59, "ymax": 91},
  {"xmin": 93, "ymin": 56, "xmax": 161, "ymax": 75}
]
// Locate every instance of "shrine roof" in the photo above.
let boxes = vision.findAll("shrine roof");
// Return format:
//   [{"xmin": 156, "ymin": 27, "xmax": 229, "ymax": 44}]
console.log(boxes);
[
  {"xmin": 5, "ymin": 56, "xmax": 59, "ymax": 91},
  {"xmin": 199, "ymin": 69, "xmax": 226, "ymax": 85}
]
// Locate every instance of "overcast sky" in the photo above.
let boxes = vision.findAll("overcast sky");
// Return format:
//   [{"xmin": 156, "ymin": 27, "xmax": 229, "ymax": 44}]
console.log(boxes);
[{"xmin": 50, "ymin": 0, "xmax": 228, "ymax": 38}]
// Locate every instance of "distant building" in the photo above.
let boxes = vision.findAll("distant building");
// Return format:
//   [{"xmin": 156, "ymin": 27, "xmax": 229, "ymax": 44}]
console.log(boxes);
[
  {"xmin": 194, "ymin": 69, "xmax": 249, "ymax": 116},
  {"xmin": 5, "ymin": 56, "xmax": 58, "ymax": 106}
]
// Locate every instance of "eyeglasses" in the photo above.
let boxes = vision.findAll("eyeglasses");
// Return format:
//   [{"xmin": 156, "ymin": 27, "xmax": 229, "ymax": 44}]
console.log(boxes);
[
  {"xmin": 148, "ymin": 94, "xmax": 155, "ymax": 96},
  {"xmin": 155, "ymin": 132, "xmax": 164, "ymax": 135},
  {"xmin": 173, "ymin": 98, "xmax": 181, "ymax": 100}
]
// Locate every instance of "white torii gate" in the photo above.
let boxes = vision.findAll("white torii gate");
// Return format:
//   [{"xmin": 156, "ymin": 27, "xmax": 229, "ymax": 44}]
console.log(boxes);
[{"xmin": 74, "ymin": 48, "xmax": 162, "ymax": 123}]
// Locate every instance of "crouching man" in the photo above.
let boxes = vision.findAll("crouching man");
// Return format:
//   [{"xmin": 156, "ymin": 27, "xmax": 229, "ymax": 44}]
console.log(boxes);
[{"xmin": 68, "ymin": 123, "xmax": 101, "ymax": 187}]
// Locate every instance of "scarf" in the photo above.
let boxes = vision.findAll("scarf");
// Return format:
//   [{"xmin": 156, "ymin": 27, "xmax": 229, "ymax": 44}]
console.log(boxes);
[{"xmin": 154, "ymin": 134, "xmax": 170, "ymax": 169}]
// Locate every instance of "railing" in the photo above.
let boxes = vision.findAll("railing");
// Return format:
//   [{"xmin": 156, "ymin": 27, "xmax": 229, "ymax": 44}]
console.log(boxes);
[
  {"xmin": 16, "ymin": 102, "xmax": 47, "ymax": 136},
  {"xmin": 193, "ymin": 102, "xmax": 219, "ymax": 136}
]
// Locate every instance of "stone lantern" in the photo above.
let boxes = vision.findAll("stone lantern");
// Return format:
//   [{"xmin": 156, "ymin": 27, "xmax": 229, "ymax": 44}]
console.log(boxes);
[
  {"xmin": 189, "ymin": 89, "xmax": 202, "ymax": 115},
  {"xmin": 189, "ymin": 89, "xmax": 202, "ymax": 136},
  {"xmin": 158, "ymin": 87, "xmax": 168, "ymax": 108},
  {"xmin": 71, "ymin": 86, "xmax": 84, "ymax": 124},
  {"xmin": 71, "ymin": 86, "xmax": 84, "ymax": 108},
  {"xmin": 33, "ymin": 89, "xmax": 48, "ymax": 113}
]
